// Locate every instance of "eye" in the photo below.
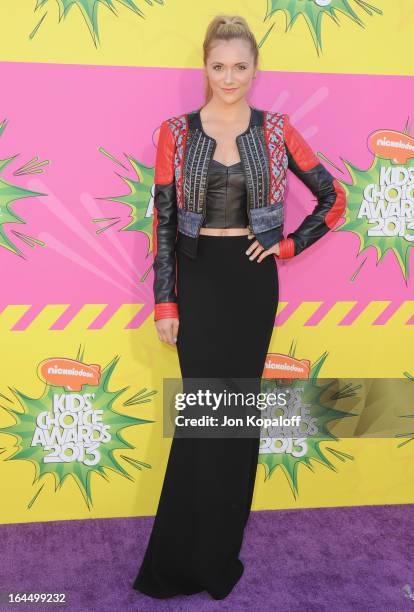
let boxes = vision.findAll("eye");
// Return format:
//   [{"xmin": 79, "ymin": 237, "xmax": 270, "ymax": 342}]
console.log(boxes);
[
  {"xmin": 213, "ymin": 65, "xmax": 222, "ymax": 70},
  {"xmin": 238, "ymin": 65, "xmax": 247, "ymax": 70}
]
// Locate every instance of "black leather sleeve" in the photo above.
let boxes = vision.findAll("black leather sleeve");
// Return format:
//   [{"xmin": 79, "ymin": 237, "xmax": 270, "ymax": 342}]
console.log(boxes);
[
  {"xmin": 278, "ymin": 114, "xmax": 346, "ymax": 259},
  {"xmin": 152, "ymin": 120, "xmax": 179, "ymax": 321}
]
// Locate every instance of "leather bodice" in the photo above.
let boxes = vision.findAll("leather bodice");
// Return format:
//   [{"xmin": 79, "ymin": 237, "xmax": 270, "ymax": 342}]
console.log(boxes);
[{"xmin": 201, "ymin": 158, "xmax": 249, "ymax": 228}]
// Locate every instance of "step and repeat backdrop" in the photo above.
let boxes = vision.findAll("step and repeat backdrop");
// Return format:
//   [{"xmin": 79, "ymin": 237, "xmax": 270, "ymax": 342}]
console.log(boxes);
[{"xmin": 0, "ymin": 0, "xmax": 413, "ymax": 524}]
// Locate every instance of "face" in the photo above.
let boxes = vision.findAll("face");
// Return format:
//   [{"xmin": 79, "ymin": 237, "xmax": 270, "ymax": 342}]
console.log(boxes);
[{"xmin": 204, "ymin": 38, "xmax": 256, "ymax": 104}]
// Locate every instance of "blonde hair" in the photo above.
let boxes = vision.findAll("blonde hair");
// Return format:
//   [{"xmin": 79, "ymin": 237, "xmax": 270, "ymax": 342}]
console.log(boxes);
[{"xmin": 202, "ymin": 14, "xmax": 259, "ymax": 104}]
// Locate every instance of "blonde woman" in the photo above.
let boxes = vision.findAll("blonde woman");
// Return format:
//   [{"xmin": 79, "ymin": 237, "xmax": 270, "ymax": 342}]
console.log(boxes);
[{"xmin": 133, "ymin": 14, "xmax": 346, "ymax": 600}]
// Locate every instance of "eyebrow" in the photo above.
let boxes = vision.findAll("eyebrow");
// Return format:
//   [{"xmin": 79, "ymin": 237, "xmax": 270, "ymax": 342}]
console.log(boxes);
[{"xmin": 210, "ymin": 61, "xmax": 249, "ymax": 65}]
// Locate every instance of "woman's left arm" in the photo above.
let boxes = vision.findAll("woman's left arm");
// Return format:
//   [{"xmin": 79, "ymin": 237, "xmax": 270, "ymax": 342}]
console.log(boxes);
[{"xmin": 276, "ymin": 114, "xmax": 347, "ymax": 259}]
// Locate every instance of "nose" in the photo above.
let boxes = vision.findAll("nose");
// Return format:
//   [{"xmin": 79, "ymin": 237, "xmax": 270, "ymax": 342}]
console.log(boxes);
[{"xmin": 223, "ymin": 68, "xmax": 235, "ymax": 84}]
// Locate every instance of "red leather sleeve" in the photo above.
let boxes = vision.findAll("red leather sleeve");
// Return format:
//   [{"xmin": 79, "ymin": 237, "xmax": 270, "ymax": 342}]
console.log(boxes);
[{"xmin": 154, "ymin": 121, "xmax": 175, "ymax": 185}]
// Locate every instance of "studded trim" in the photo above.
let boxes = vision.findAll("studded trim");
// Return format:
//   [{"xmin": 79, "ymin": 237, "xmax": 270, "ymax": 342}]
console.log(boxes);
[{"xmin": 166, "ymin": 115, "xmax": 188, "ymax": 209}]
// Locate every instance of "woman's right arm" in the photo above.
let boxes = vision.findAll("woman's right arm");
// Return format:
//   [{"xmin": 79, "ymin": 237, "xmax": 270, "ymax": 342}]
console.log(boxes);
[
  {"xmin": 152, "ymin": 120, "xmax": 179, "ymax": 344},
  {"xmin": 276, "ymin": 114, "xmax": 346, "ymax": 259}
]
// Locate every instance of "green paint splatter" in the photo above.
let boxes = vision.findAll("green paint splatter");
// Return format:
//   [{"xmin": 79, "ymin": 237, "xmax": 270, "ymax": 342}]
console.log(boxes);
[
  {"xmin": 0, "ymin": 119, "xmax": 48, "ymax": 257},
  {"xmin": 33, "ymin": 0, "xmax": 164, "ymax": 46},
  {"xmin": 258, "ymin": 349, "xmax": 358, "ymax": 496},
  {"xmin": 0, "ymin": 347, "xmax": 156, "ymax": 508},
  {"xmin": 336, "ymin": 154, "xmax": 414, "ymax": 281},
  {"xmin": 265, "ymin": 0, "xmax": 382, "ymax": 54},
  {"xmin": 94, "ymin": 151, "xmax": 154, "ymax": 255}
]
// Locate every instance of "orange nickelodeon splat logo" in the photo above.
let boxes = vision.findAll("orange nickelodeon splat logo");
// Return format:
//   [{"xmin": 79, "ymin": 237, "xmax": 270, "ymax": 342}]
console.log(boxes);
[
  {"xmin": 38, "ymin": 358, "xmax": 101, "ymax": 392},
  {"xmin": 368, "ymin": 130, "xmax": 414, "ymax": 164},
  {"xmin": 263, "ymin": 353, "xmax": 310, "ymax": 386}
]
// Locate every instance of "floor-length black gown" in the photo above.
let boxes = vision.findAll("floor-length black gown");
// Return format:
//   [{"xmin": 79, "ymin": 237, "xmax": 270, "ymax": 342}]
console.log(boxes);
[{"xmin": 133, "ymin": 161, "xmax": 279, "ymax": 600}]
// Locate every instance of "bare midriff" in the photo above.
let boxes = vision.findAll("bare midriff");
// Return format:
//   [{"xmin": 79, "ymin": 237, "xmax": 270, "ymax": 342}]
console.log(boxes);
[{"xmin": 199, "ymin": 226, "xmax": 251, "ymax": 236}]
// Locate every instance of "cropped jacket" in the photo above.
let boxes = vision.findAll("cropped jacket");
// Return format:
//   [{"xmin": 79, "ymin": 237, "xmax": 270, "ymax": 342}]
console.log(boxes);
[{"xmin": 152, "ymin": 105, "xmax": 346, "ymax": 321}]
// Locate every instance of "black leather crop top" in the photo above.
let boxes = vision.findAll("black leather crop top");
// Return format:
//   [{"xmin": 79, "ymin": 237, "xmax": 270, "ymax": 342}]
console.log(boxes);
[{"xmin": 201, "ymin": 158, "xmax": 249, "ymax": 228}]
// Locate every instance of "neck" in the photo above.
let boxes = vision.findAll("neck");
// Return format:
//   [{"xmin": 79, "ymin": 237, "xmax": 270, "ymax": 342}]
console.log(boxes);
[{"xmin": 201, "ymin": 98, "xmax": 251, "ymax": 122}]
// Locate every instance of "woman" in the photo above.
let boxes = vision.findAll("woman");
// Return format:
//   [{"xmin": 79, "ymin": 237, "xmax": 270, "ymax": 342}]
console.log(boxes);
[{"xmin": 133, "ymin": 14, "xmax": 346, "ymax": 601}]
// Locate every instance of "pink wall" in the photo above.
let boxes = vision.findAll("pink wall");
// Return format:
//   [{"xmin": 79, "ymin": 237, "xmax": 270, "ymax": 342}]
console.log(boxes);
[{"xmin": 1, "ymin": 62, "xmax": 412, "ymax": 328}]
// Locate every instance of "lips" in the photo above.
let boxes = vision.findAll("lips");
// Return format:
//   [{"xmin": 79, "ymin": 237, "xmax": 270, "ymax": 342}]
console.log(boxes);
[{"xmin": 223, "ymin": 88, "xmax": 237, "ymax": 93}]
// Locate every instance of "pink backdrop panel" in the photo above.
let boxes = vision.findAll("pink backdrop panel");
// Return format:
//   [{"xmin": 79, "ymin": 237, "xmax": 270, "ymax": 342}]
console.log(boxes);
[{"xmin": 0, "ymin": 62, "xmax": 412, "ymax": 326}]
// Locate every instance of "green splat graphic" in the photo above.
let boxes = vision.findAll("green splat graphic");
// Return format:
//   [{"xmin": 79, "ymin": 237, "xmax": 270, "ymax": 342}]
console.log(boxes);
[
  {"xmin": 264, "ymin": 0, "xmax": 382, "ymax": 53},
  {"xmin": 258, "ymin": 349, "xmax": 357, "ymax": 496},
  {"xmin": 94, "ymin": 152, "xmax": 154, "ymax": 255},
  {"xmin": 0, "ymin": 119, "xmax": 48, "ymax": 257},
  {"xmin": 0, "ymin": 347, "xmax": 156, "ymax": 509},
  {"xmin": 336, "ymin": 154, "xmax": 414, "ymax": 281},
  {"xmin": 33, "ymin": 0, "xmax": 165, "ymax": 46}
]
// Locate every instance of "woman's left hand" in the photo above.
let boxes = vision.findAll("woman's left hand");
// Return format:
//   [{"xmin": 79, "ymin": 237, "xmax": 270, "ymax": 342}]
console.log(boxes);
[{"xmin": 245, "ymin": 234, "xmax": 280, "ymax": 262}]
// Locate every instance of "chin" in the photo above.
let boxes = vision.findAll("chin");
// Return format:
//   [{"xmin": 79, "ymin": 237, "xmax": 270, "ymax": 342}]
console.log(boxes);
[{"xmin": 216, "ymin": 91, "xmax": 244, "ymax": 103}]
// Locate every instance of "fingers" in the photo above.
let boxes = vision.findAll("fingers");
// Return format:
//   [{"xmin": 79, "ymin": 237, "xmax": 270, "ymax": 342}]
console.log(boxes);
[
  {"xmin": 157, "ymin": 327, "xmax": 167, "ymax": 344},
  {"xmin": 172, "ymin": 319, "xmax": 179, "ymax": 344},
  {"xmin": 245, "ymin": 239, "xmax": 259, "ymax": 256},
  {"xmin": 260, "ymin": 242, "xmax": 280, "ymax": 261},
  {"xmin": 246, "ymin": 239, "xmax": 280, "ymax": 263},
  {"xmin": 257, "ymin": 249, "xmax": 271, "ymax": 263},
  {"xmin": 163, "ymin": 321, "xmax": 175, "ymax": 345},
  {"xmin": 155, "ymin": 319, "xmax": 179, "ymax": 346},
  {"xmin": 246, "ymin": 239, "xmax": 264, "ymax": 261},
  {"xmin": 258, "ymin": 242, "xmax": 281, "ymax": 262}
]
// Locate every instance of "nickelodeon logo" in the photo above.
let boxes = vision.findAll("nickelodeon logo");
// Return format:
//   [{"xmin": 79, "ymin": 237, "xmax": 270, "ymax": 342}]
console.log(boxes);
[
  {"xmin": 262, "ymin": 353, "xmax": 310, "ymax": 384},
  {"xmin": 368, "ymin": 129, "xmax": 414, "ymax": 164},
  {"xmin": 38, "ymin": 358, "xmax": 101, "ymax": 391}
]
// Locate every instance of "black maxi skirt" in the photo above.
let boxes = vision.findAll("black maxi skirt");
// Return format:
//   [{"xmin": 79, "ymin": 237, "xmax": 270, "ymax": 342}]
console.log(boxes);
[{"xmin": 133, "ymin": 234, "xmax": 279, "ymax": 600}]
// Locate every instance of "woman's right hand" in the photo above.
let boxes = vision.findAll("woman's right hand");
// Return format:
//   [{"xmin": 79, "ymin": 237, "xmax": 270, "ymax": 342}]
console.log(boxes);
[{"xmin": 155, "ymin": 317, "xmax": 179, "ymax": 346}]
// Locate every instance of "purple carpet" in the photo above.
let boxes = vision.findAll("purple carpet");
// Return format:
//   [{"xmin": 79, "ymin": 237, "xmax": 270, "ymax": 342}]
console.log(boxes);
[{"xmin": 1, "ymin": 505, "xmax": 414, "ymax": 611}]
